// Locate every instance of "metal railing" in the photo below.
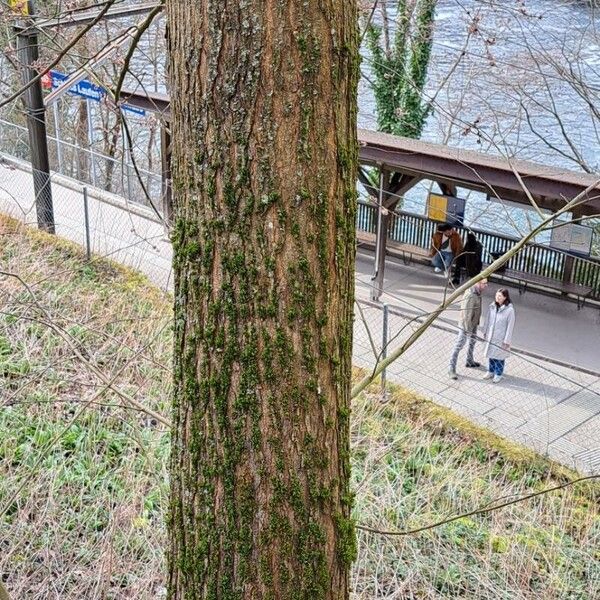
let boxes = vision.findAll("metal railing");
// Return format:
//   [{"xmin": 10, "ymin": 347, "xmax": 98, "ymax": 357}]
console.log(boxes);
[
  {"xmin": 2, "ymin": 114, "xmax": 598, "ymax": 295},
  {"xmin": 357, "ymin": 201, "xmax": 600, "ymax": 295},
  {"xmin": 0, "ymin": 118, "xmax": 162, "ymax": 210}
]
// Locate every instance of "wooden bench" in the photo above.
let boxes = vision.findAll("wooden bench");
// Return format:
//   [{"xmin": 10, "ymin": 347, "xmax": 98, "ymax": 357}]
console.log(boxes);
[
  {"xmin": 494, "ymin": 268, "xmax": 593, "ymax": 310},
  {"xmin": 391, "ymin": 243, "xmax": 431, "ymax": 265},
  {"xmin": 356, "ymin": 232, "xmax": 431, "ymax": 265}
]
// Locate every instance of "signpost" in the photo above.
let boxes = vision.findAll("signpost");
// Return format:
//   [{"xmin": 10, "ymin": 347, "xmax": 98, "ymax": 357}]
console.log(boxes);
[
  {"xmin": 427, "ymin": 192, "xmax": 466, "ymax": 226},
  {"xmin": 14, "ymin": 0, "xmax": 55, "ymax": 233},
  {"xmin": 8, "ymin": 0, "xmax": 156, "ymax": 238}
]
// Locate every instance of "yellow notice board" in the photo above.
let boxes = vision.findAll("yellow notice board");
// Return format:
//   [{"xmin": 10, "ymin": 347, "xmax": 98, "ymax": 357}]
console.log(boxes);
[
  {"xmin": 427, "ymin": 192, "xmax": 466, "ymax": 225},
  {"xmin": 427, "ymin": 193, "xmax": 448, "ymax": 222},
  {"xmin": 9, "ymin": 0, "xmax": 29, "ymax": 15}
]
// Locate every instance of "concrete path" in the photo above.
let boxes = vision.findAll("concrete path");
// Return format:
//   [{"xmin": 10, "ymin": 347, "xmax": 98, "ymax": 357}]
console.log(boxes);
[
  {"xmin": 0, "ymin": 156, "xmax": 173, "ymax": 290},
  {"xmin": 355, "ymin": 247, "xmax": 600, "ymax": 373},
  {"xmin": 1, "ymin": 155, "xmax": 599, "ymax": 473}
]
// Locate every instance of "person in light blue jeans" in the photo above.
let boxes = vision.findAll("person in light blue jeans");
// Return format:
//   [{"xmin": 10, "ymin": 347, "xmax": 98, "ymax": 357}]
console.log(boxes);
[
  {"xmin": 483, "ymin": 288, "xmax": 516, "ymax": 383},
  {"xmin": 449, "ymin": 278, "xmax": 488, "ymax": 379},
  {"xmin": 431, "ymin": 249, "xmax": 453, "ymax": 273},
  {"xmin": 430, "ymin": 223, "xmax": 463, "ymax": 277}
]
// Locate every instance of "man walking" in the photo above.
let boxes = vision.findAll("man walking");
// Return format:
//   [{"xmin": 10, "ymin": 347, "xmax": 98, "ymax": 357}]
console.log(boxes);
[{"xmin": 449, "ymin": 278, "xmax": 488, "ymax": 379}]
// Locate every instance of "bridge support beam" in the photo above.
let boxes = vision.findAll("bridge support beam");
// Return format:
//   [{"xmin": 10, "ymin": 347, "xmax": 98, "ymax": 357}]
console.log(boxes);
[{"xmin": 370, "ymin": 171, "xmax": 422, "ymax": 301}]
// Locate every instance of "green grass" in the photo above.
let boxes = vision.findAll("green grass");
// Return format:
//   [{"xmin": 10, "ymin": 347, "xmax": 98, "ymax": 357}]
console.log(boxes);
[
  {"xmin": 351, "ymin": 390, "xmax": 599, "ymax": 598},
  {"xmin": 1, "ymin": 216, "xmax": 598, "ymax": 599}
]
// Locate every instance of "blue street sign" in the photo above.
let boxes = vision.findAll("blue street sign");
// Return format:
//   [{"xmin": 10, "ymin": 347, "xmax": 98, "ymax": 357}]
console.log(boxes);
[
  {"xmin": 50, "ymin": 70, "xmax": 104, "ymax": 102},
  {"xmin": 121, "ymin": 104, "xmax": 146, "ymax": 117},
  {"xmin": 49, "ymin": 70, "xmax": 146, "ymax": 117}
]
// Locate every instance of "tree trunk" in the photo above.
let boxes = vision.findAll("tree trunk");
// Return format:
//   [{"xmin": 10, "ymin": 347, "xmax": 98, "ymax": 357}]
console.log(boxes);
[{"xmin": 165, "ymin": 1, "xmax": 359, "ymax": 598}]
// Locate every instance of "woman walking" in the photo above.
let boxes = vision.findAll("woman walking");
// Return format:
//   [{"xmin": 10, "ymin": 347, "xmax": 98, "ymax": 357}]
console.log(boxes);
[{"xmin": 483, "ymin": 288, "xmax": 515, "ymax": 383}]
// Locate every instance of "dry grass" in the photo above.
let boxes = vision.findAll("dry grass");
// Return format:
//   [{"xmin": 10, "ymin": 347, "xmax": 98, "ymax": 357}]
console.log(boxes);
[
  {"xmin": 0, "ymin": 216, "xmax": 598, "ymax": 599},
  {"xmin": 351, "ymin": 390, "xmax": 599, "ymax": 598},
  {"xmin": 0, "ymin": 216, "xmax": 171, "ymax": 598}
]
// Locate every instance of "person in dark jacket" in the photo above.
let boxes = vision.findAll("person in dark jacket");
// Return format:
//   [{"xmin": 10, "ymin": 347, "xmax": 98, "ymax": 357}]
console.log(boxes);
[
  {"xmin": 454, "ymin": 232, "xmax": 483, "ymax": 284},
  {"xmin": 448, "ymin": 278, "xmax": 488, "ymax": 379}
]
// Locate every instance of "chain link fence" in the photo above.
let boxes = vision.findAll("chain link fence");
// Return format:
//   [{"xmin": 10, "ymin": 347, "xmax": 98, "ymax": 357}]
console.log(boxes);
[
  {"xmin": 1, "ymin": 152, "xmax": 599, "ymax": 475},
  {"xmin": 353, "ymin": 297, "xmax": 600, "ymax": 475},
  {"xmin": 0, "ymin": 154, "xmax": 172, "ymax": 290},
  {"xmin": 0, "ymin": 119, "xmax": 163, "ymax": 211}
]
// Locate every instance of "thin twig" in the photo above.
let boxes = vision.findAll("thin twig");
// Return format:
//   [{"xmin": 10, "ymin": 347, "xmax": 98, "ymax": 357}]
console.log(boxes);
[{"xmin": 357, "ymin": 474, "xmax": 600, "ymax": 537}]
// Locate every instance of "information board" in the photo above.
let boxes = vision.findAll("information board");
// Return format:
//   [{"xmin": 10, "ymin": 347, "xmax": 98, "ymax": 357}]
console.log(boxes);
[
  {"xmin": 9, "ymin": 0, "xmax": 28, "ymax": 15},
  {"xmin": 550, "ymin": 222, "xmax": 593, "ymax": 256},
  {"xmin": 427, "ymin": 193, "xmax": 466, "ymax": 226}
]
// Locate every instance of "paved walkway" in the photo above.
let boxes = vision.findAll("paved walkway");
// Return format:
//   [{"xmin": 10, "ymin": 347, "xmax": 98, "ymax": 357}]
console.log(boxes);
[
  {"xmin": 354, "ymin": 252, "xmax": 600, "ymax": 472},
  {"xmin": 0, "ymin": 156, "xmax": 173, "ymax": 290},
  {"xmin": 1, "ymin": 155, "xmax": 598, "ymax": 473},
  {"xmin": 356, "ymin": 247, "xmax": 600, "ymax": 373}
]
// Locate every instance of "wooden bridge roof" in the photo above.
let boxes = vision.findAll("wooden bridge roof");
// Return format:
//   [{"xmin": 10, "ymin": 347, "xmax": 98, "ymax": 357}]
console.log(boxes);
[
  {"xmin": 119, "ymin": 88, "xmax": 600, "ymax": 215},
  {"xmin": 358, "ymin": 129, "xmax": 600, "ymax": 216}
]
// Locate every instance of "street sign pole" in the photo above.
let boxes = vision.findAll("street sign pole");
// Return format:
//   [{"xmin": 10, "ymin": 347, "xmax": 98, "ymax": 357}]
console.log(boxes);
[
  {"xmin": 15, "ymin": 0, "xmax": 55, "ymax": 233},
  {"xmin": 86, "ymin": 99, "xmax": 97, "ymax": 187}
]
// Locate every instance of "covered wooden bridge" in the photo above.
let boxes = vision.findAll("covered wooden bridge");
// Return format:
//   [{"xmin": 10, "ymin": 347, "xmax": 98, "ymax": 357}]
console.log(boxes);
[
  {"xmin": 120, "ymin": 90, "xmax": 600, "ymax": 305},
  {"xmin": 355, "ymin": 129, "xmax": 600, "ymax": 303}
]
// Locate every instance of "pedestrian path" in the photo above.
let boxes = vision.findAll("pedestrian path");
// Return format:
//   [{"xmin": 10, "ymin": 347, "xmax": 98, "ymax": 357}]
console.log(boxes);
[
  {"xmin": 354, "ymin": 249, "xmax": 600, "ymax": 474},
  {"xmin": 353, "ymin": 295, "xmax": 600, "ymax": 474},
  {"xmin": 355, "ymin": 248, "xmax": 600, "ymax": 373},
  {"xmin": 1, "ymin": 155, "xmax": 599, "ymax": 473}
]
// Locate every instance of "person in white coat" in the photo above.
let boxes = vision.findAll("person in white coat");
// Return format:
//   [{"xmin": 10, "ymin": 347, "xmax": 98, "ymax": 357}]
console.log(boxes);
[{"xmin": 483, "ymin": 288, "xmax": 515, "ymax": 383}]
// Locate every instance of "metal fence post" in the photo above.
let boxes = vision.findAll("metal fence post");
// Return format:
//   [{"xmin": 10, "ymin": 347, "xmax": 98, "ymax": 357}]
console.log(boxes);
[
  {"xmin": 381, "ymin": 303, "xmax": 389, "ymax": 396},
  {"xmin": 83, "ymin": 186, "xmax": 91, "ymax": 260}
]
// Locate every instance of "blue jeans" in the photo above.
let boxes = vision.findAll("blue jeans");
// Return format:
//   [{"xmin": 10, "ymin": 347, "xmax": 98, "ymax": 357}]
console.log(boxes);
[
  {"xmin": 432, "ymin": 250, "xmax": 453, "ymax": 271},
  {"xmin": 488, "ymin": 358, "xmax": 505, "ymax": 376}
]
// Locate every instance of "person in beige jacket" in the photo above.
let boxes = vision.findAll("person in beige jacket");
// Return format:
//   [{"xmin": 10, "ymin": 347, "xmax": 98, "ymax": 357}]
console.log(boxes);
[{"xmin": 448, "ymin": 279, "xmax": 488, "ymax": 379}]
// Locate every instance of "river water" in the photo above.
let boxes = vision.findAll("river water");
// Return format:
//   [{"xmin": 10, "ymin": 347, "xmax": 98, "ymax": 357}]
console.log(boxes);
[{"xmin": 358, "ymin": 0, "xmax": 600, "ymax": 245}]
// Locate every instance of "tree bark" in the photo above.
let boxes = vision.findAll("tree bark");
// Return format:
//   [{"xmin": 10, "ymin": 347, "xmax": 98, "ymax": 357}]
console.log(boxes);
[{"xmin": 165, "ymin": 1, "xmax": 359, "ymax": 599}]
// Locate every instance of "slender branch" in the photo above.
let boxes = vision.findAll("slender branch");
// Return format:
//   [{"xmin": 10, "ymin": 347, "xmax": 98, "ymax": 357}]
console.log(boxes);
[
  {"xmin": 354, "ymin": 300, "xmax": 380, "ymax": 360},
  {"xmin": 359, "ymin": 0, "xmax": 380, "ymax": 43},
  {"xmin": 112, "ymin": 1, "xmax": 165, "ymax": 106},
  {"xmin": 509, "ymin": 161, "xmax": 544, "ymax": 218},
  {"xmin": 357, "ymin": 474, "xmax": 600, "ymax": 537},
  {"xmin": 120, "ymin": 116, "xmax": 165, "ymax": 223},
  {"xmin": 0, "ymin": 269, "xmax": 171, "ymax": 427},
  {"xmin": 0, "ymin": 358, "xmax": 131, "ymax": 521}
]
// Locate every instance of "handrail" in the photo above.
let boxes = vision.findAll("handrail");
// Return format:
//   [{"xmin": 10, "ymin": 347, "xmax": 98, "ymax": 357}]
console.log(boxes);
[
  {"xmin": 357, "ymin": 201, "xmax": 600, "ymax": 294},
  {"xmin": 0, "ymin": 118, "xmax": 158, "ymax": 178}
]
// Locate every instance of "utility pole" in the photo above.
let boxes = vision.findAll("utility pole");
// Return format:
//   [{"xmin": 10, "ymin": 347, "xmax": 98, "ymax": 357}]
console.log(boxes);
[{"xmin": 14, "ymin": 0, "xmax": 55, "ymax": 233}]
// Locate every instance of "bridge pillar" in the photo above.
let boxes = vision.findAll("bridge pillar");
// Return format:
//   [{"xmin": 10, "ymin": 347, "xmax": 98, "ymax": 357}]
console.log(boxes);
[{"xmin": 369, "ymin": 171, "xmax": 422, "ymax": 301}]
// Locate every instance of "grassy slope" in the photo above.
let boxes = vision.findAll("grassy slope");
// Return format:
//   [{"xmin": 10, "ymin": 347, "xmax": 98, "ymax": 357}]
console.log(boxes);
[{"xmin": 0, "ymin": 216, "xmax": 598, "ymax": 599}]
